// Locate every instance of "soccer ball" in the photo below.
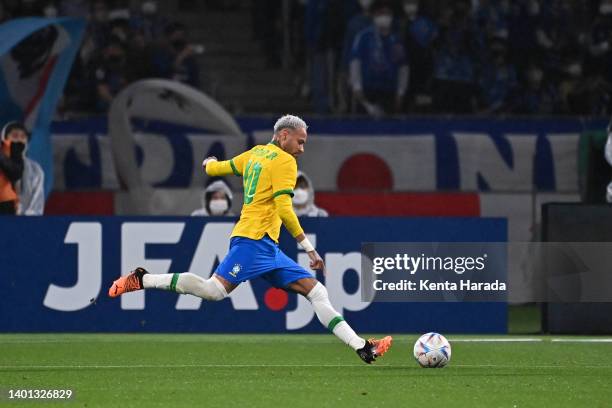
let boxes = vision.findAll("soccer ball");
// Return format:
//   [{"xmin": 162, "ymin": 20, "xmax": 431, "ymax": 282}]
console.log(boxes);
[{"xmin": 413, "ymin": 332, "xmax": 451, "ymax": 368}]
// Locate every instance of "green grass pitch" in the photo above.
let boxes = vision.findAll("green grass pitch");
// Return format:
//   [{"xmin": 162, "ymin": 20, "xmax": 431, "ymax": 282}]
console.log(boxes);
[{"xmin": 1, "ymin": 334, "xmax": 611, "ymax": 407}]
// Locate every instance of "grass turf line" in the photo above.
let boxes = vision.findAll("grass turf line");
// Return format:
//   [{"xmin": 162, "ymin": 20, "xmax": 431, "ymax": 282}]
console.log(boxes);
[{"xmin": 0, "ymin": 334, "xmax": 611, "ymax": 408}]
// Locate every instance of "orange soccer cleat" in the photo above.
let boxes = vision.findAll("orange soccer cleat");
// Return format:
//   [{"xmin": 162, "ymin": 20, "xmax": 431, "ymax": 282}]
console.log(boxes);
[
  {"xmin": 108, "ymin": 267, "xmax": 148, "ymax": 298},
  {"xmin": 356, "ymin": 335, "xmax": 393, "ymax": 364}
]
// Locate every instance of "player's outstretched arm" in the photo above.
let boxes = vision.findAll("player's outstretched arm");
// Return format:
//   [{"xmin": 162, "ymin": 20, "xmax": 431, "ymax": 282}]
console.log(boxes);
[
  {"xmin": 203, "ymin": 150, "xmax": 250, "ymax": 177},
  {"xmin": 273, "ymin": 194, "xmax": 326, "ymax": 274}
]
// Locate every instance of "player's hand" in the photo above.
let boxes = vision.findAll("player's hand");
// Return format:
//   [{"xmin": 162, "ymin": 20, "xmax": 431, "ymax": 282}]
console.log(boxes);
[
  {"xmin": 307, "ymin": 250, "xmax": 326, "ymax": 275},
  {"xmin": 202, "ymin": 156, "xmax": 218, "ymax": 171}
]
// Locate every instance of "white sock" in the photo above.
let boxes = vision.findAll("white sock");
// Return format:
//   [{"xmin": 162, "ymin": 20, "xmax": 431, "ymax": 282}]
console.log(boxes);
[
  {"xmin": 307, "ymin": 282, "xmax": 366, "ymax": 350},
  {"xmin": 143, "ymin": 273, "xmax": 228, "ymax": 301},
  {"xmin": 142, "ymin": 273, "xmax": 172, "ymax": 289}
]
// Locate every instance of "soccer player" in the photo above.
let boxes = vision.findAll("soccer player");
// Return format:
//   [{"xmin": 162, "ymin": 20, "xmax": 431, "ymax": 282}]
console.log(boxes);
[{"xmin": 109, "ymin": 114, "xmax": 392, "ymax": 363}]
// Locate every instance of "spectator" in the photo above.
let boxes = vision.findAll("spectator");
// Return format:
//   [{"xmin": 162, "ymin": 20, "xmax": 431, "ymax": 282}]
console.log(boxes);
[
  {"xmin": 586, "ymin": 1, "xmax": 612, "ymax": 82},
  {"xmin": 431, "ymin": 1, "xmax": 477, "ymax": 113},
  {"xmin": 349, "ymin": 0, "xmax": 409, "ymax": 116},
  {"xmin": 338, "ymin": 0, "xmax": 373, "ymax": 112},
  {"xmin": 41, "ymin": 1, "xmax": 59, "ymax": 18},
  {"xmin": 108, "ymin": 11, "xmax": 132, "ymax": 45},
  {"xmin": 478, "ymin": 37, "xmax": 517, "ymax": 113},
  {"xmin": 0, "ymin": 122, "xmax": 25, "ymax": 215},
  {"xmin": 509, "ymin": 65, "xmax": 561, "ymax": 114},
  {"xmin": 130, "ymin": 1, "xmax": 167, "ymax": 43},
  {"xmin": 125, "ymin": 28, "xmax": 155, "ymax": 82},
  {"xmin": 535, "ymin": 0, "xmax": 576, "ymax": 81},
  {"xmin": 91, "ymin": 38, "xmax": 129, "ymax": 111},
  {"xmin": 304, "ymin": 0, "xmax": 346, "ymax": 113},
  {"xmin": 342, "ymin": 0, "xmax": 369, "ymax": 65},
  {"xmin": 152, "ymin": 22, "xmax": 201, "ymax": 88},
  {"xmin": 191, "ymin": 180, "xmax": 234, "ymax": 216},
  {"xmin": 8, "ymin": 123, "xmax": 44, "ymax": 215},
  {"xmin": 401, "ymin": 0, "xmax": 437, "ymax": 110},
  {"xmin": 293, "ymin": 171, "xmax": 328, "ymax": 217},
  {"xmin": 473, "ymin": 0, "xmax": 510, "ymax": 40},
  {"xmin": 88, "ymin": 0, "xmax": 112, "ymax": 51}
]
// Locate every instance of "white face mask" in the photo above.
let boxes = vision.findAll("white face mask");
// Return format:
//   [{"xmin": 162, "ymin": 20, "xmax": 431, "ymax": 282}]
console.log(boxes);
[
  {"xmin": 359, "ymin": 0, "xmax": 373, "ymax": 11},
  {"xmin": 209, "ymin": 199, "xmax": 228, "ymax": 215},
  {"xmin": 528, "ymin": 69, "xmax": 543, "ymax": 84},
  {"xmin": 142, "ymin": 1, "xmax": 157, "ymax": 15},
  {"xmin": 403, "ymin": 3, "xmax": 418, "ymax": 17},
  {"xmin": 44, "ymin": 5, "xmax": 58, "ymax": 17},
  {"xmin": 374, "ymin": 14, "xmax": 392, "ymax": 30},
  {"xmin": 292, "ymin": 188, "xmax": 309, "ymax": 206},
  {"xmin": 601, "ymin": 3, "xmax": 612, "ymax": 14}
]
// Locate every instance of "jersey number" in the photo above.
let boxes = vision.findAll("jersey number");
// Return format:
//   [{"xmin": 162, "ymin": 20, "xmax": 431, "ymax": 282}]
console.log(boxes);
[{"xmin": 243, "ymin": 160, "xmax": 262, "ymax": 204}]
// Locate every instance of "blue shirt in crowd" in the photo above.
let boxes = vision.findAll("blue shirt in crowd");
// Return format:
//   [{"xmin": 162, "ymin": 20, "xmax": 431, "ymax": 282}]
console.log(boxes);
[
  {"xmin": 433, "ymin": 49, "xmax": 475, "ymax": 83},
  {"xmin": 350, "ymin": 26, "xmax": 407, "ymax": 93},
  {"xmin": 342, "ymin": 14, "xmax": 371, "ymax": 68},
  {"xmin": 409, "ymin": 15, "xmax": 438, "ymax": 48},
  {"xmin": 479, "ymin": 64, "xmax": 517, "ymax": 109}
]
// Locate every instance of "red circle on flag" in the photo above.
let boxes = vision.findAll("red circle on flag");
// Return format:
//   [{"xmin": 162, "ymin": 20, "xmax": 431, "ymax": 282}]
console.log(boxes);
[{"xmin": 337, "ymin": 153, "xmax": 393, "ymax": 191}]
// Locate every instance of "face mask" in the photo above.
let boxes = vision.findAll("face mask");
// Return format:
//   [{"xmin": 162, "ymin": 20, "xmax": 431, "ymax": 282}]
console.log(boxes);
[
  {"xmin": 10, "ymin": 141, "xmax": 26, "ymax": 158},
  {"xmin": 601, "ymin": 3, "xmax": 612, "ymax": 14},
  {"xmin": 142, "ymin": 1, "xmax": 157, "ymax": 14},
  {"xmin": 209, "ymin": 199, "xmax": 228, "ymax": 215},
  {"xmin": 403, "ymin": 3, "xmax": 418, "ymax": 16},
  {"xmin": 374, "ymin": 14, "xmax": 392, "ymax": 30},
  {"xmin": 359, "ymin": 0, "xmax": 373, "ymax": 11},
  {"xmin": 567, "ymin": 63, "xmax": 582, "ymax": 77},
  {"xmin": 44, "ymin": 5, "xmax": 58, "ymax": 17},
  {"xmin": 292, "ymin": 188, "xmax": 309, "ymax": 206},
  {"xmin": 528, "ymin": 69, "xmax": 543, "ymax": 83}
]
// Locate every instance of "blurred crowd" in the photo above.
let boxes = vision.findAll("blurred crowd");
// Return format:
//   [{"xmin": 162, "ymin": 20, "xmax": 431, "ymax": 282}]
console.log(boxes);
[
  {"xmin": 0, "ymin": 0, "xmax": 203, "ymax": 114},
  {"xmin": 3, "ymin": 0, "xmax": 612, "ymax": 117},
  {"xmin": 291, "ymin": 0, "xmax": 612, "ymax": 116}
]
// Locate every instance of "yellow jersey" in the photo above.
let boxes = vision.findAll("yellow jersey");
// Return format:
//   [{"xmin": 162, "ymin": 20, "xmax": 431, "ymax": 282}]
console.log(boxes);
[{"xmin": 205, "ymin": 142, "xmax": 303, "ymax": 242}]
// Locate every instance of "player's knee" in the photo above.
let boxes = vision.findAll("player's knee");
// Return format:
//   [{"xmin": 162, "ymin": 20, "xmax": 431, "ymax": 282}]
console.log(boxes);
[
  {"xmin": 193, "ymin": 276, "xmax": 227, "ymax": 301},
  {"xmin": 179, "ymin": 273, "xmax": 227, "ymax": 301},
  {"xmin": 202, "ymin": 277, "xmax": 228, "ymax": 301}
]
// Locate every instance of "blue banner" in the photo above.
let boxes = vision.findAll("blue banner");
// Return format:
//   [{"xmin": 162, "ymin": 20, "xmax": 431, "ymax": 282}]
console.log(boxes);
[
  {"xmin": 0, "ymin": 17, "xmax": 86, "ymax": 196},
  {"xmin": 0, "ymin": 216, "xmax": 507, "ymax": 333}
]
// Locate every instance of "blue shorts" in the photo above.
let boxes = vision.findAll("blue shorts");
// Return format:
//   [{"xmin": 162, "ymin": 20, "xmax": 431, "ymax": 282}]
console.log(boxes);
[{"xmin": 215, "ymin": 235, "xmax": 313, "ymax": 288}]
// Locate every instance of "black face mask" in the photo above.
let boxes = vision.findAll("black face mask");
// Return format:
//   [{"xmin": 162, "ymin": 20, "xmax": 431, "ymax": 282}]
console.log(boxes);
[
  {"xmin": 10, "ymin": 142, "xmax": 25, "ymax": 158},
  {"xmin": 172, "ymin": 39, "xmax": 187, "ymax": 51}
]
